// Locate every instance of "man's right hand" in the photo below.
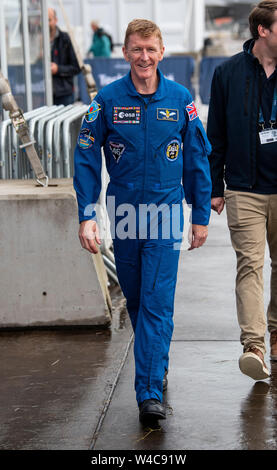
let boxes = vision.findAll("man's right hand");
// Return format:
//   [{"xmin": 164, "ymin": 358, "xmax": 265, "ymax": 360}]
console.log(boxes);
[
  {"xmin": 211, "ymin": 197, "xmax": 225, "ymax": 215},
  {"xmin": 51, "ymin": 62, "xmax": 58, "ymax": 75},
  {"xmin": 78, "ymin": 220, "xmax": 101, "ymax": 254}
]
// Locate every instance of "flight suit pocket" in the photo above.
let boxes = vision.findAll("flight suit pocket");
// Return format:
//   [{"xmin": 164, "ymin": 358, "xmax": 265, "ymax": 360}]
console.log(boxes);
[
  {"xmin": 196, "ymin": 123, "xmax": 212, "ymax": 155},
  {"xmin": 157, "ymin": 138, "xmax": 183, "ymax": 185}
]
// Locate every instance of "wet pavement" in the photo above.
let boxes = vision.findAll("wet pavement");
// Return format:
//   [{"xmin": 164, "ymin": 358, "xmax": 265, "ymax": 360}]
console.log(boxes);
[
  {"xmin": 0, "ymin": 293, "xmax": 133, "ymax": 450},
  {"xmin": 1, "ymin": 209, "xmax": 277, "ymax": 450}
]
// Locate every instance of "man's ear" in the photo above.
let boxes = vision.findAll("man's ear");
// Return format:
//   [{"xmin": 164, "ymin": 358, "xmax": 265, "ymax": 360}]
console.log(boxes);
[
  {"xmin": 159, "ymin": 46, "xmax": 165, "ymax": 62},
  {"xmin": 122, "ymin": 46, "xmax": 129, "ymax": 62},
  {"xmin": 257, "ymin": 24, "xmax": 268, "ymax": 38}
]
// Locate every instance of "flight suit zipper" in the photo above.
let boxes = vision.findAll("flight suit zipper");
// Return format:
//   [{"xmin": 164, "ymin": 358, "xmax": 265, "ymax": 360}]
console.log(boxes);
[
  {"xmin": 143, "ymin": 101, "xmax": 148, "ymax": 195},
  {"xmin": 142, "ymin": 98, "xmax": 153, "ymax": 195}
]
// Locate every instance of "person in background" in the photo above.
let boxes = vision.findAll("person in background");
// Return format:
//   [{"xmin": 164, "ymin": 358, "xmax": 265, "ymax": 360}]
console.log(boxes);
[
  {"xmin": 87, "ymin": 20, "xmax": 112, "ymax": 57},
  {"xmin": 207, "ymin": 0, "xmax": 277, "ymax": 382},
  {"xmin": 48, "ymin": 7, "xmax": 80, "ymax": 105}
]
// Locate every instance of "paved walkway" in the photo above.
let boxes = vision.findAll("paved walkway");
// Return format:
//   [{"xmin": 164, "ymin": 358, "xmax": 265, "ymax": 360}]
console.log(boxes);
[
  {"xmin": 0, "ymin": 210, "xmax": 276, "ymax": 450},
  {"xmin": 94, "ymin": 210, "xmax": 276, "ymax": 451}
]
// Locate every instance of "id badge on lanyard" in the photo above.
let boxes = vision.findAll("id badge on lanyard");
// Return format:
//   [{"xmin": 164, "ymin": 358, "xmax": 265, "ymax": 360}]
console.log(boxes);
[
  {"xmin": 259, "ymin": 82, "xmax": 277, "ymax": 144},
  {"xmin": 259, "ymin": 129, "xmax": 277, "ymax": 144}
]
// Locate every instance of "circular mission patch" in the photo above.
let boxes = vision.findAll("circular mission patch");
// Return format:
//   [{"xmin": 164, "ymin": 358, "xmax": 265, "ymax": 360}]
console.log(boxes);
[{"xmin": 166, "ymin": 140, "xmax": 180, "ymax": 161}]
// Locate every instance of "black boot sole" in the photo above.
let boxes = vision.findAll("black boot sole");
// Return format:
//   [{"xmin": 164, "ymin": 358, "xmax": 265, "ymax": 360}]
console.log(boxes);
[{"xmin": 139, "ymin": 411, "xmax": 166, "ymax": 423}]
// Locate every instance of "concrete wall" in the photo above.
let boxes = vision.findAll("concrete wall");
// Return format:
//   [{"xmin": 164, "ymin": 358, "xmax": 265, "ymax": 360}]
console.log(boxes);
[{"xmin": 0, "ymin": 179, "xmax": 111, "ymax": 328}]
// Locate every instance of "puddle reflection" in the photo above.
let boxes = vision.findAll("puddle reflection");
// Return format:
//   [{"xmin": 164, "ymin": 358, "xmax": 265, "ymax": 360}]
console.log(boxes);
[{"xmin": 239, "ymin": 363, "xmax": 277, "ymax": 450}]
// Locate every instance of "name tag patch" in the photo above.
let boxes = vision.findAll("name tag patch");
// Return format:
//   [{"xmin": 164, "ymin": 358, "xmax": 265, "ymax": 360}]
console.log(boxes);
[
  {"xmin": 85, "ymin": 100, "xmax": 101, "ymax": 123},
  {"xmin": 109, "ymin": 142, "xmax": 125, "ymax": 163},
  {"xmin": 113, "ymin": 107, "xmax": 140, "ymax": 124},
  {"xmin": 166, "ymin": 140, "xmax": 180, "ymax": 161},
  {"xmin": 78, "ymin": 128, "xmax": 95, "ymax": 149},
  {"xmin": 259, "ymin": 129, "xmax": 277, "ymax": 145},
  {"xmin": 157, "ymin": 108, "xmax": 179, "ymax": 121}
]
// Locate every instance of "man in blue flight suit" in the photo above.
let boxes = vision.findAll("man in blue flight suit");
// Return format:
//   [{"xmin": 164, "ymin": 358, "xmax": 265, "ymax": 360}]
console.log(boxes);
[{"xmin": 74, "ymin": 19, "xmax": 212, "ymax": 423}]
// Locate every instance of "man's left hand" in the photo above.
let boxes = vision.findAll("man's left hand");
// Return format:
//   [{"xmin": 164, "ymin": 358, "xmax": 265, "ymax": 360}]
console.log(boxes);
[{"xmin": 188, "ymin": 224, "xmax": 208, "ymax": 250}]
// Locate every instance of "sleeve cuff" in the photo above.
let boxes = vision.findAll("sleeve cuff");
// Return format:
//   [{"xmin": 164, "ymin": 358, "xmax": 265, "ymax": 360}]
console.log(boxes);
[{"xmin": 191, "ymin": 204, "xmax": 211, "ymax": 226}]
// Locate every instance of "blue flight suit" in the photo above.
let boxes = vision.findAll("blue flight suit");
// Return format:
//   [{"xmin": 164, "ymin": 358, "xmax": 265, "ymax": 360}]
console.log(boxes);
[{"xmin": 74, "ymin": 69, "xmax": 212, "ymax": 405}]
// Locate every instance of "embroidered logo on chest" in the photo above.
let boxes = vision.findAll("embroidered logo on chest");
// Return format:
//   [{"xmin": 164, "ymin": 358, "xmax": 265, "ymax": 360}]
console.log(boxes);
[
  {"xmin": 113, "ymin": 107, "xmax": 141, "ymax": 124},
  {"xmin": 166, "ymin": 140, "xmax": 180, "ymax": 161},
  {"xmin": 109, "ymin": 142, "xmax": 125, "ymax": 163},
  {"xmin": 157, "ymin": 108, "xmax": 179, "ymax": 121}
]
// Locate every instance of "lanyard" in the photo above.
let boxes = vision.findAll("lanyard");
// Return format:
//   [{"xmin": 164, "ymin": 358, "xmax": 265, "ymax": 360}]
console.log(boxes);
[{"xmin": 259, "ymin": 81, "xmax": 277, "ymax": 129}]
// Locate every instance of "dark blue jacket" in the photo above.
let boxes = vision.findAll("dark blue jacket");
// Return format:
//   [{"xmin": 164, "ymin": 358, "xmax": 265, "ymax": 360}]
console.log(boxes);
[
  {"xmin": 51, "ymin": 28, "xmax": 81, "ymax": 98},
  {"xmin": 74, "ymin": 70, "xmax": 212, "ymax": 225},
  {"xmin": 207, "ymin": 39, "xmax": 263, "ymax": 197}
]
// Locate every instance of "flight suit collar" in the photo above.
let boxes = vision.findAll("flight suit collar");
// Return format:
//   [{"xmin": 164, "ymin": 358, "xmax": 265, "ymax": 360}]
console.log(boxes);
[{"xmin": 123, "ymin": 68, "xmax": 166, "ymax": 101}]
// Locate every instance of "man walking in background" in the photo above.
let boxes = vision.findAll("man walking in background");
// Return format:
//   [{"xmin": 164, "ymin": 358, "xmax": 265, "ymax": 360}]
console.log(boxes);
[
  {"xmin": 48, "ymin": 7, "xmax": 80, "ymax": 105},
  {"xmin": 88, "ymin": 21, "xmax": 112, "ymax": 57},
  {"xmin": 208, "ymin": 0, "xmax": 277, "ymax": 381}
]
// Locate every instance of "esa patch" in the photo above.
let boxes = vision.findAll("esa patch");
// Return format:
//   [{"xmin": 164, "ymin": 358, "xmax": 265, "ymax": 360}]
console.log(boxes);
[
  {"xmin": 85, "ymin": 100, "xmax": 101, "ymax": 123},
  {"xmin": 113, "ymin": 107, "xmax": 140, "ymax": 124},
  {"xmin": 157, "ymin": 108, "xmax": 179, "ymax": 121},
  {"xmin": 78, "ymin": 128, "xmax": 95, "ymax": 149},
  {"xmin": 186, "ymin": 101, "xmax": 198, "ymax": 121},
  {"xmin": 166, "ymin": 140, "xmax": 180, "ymax": 161},
  {"xmin": 109, "ymin": 142, "xmax": 125, "ymax": 163}
]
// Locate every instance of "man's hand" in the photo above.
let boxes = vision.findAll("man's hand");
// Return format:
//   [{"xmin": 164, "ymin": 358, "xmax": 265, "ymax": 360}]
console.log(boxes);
[
  {"xmin": 211, "ymin": 197, "xmax": 225, "ymax": 214},
  {"xmin": 188, "ymin": 224, "xmax": 208, "ymax": 250},
  {"xmin": 78, "ymin": 220, "xmax": 101, "ymax": 254},
  {"xmin": 51, "ymin": 62, "xmax": 58, "ymax": 75}
]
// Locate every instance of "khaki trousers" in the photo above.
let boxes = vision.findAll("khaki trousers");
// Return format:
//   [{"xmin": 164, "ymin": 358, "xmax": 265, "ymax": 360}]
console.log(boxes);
[{"xmin": 225, "ymin": 190, "xmax": 277, "ymax": 354}]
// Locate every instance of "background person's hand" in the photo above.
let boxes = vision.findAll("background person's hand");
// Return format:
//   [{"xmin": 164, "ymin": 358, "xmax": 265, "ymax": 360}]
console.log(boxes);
[
  {"xmin": 51, "ymin": 62, "xmax": 58, "ymax": 75},
  {"xmin": 211, "ymin": 197, "xmax": 225, "ymax": 215}
]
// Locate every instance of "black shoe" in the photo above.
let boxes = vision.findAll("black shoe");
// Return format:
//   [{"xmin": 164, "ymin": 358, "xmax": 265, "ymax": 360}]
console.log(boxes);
[
  {"xmin": 163, "ymin": 370, "xmax": 168, "ymax": 391},
  {"xmin": 139, "ymin": 399, "xmax": 166, "ymax": 423}
]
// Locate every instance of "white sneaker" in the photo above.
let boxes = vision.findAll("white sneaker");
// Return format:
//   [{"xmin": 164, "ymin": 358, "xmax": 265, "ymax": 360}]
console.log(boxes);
[{"xmin": 239, "ymin": 347, "xmax": 270, "ymax": 381}]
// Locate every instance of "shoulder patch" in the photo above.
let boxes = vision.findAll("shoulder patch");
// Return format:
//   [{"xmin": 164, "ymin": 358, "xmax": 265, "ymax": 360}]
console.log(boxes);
[
  {"xmin": 78, "ymin": 128, "xmax": 95, "ymax": 149},
  {"xmin": 186, "ymin": 101, "xmax": 198, "ymax": 121},
  {"xmin": 85, "ymin": 100, "xmax": 101, "ymax": 123}
]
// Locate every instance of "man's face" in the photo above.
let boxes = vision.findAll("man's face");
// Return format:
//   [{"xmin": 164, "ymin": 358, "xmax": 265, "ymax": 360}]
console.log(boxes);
[
  {"xmin": 48, "ymin": 9, "xmax": 57, "ymax": 34},
  {"xmin": 123, "ymin": 33, "xmax": 165, "ymax": 83}
]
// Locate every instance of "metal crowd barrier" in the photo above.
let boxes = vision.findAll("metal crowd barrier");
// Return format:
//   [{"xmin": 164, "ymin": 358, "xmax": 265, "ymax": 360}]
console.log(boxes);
[
  {"xmin": 0, "ymin": 106, "xmax": 47, "ymax": 179},
  {"xmin": 0, "ymin": 104, "xmax": 89, "ymax": 180},
  {"xmin": 0, "ymin": 103, "xmax": 118, "ymax": 283},
  {"xmin": 53, "ymin": 104, "xmax": 87, "ymax": 178}
]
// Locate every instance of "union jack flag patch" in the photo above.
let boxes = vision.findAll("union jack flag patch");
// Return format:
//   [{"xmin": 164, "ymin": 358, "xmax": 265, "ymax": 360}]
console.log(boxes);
[{"xmin": 186, "ymin": 101, "xmax": 198, "ymax": 121}]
